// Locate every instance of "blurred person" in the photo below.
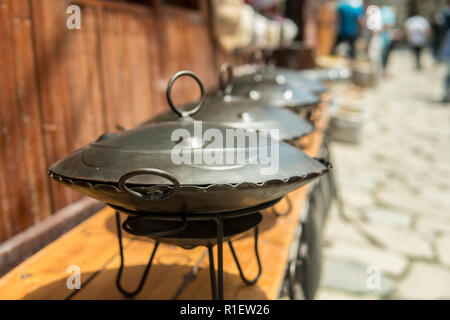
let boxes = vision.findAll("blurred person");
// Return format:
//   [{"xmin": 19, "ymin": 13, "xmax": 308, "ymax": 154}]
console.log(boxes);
[
  {"xmin": 404, "ymin": 13, "xmax": 431, "ymax": 70},
  {"xmin": 332, "ymin": 0, "xmax": 365, "ymax": 59},
  {"xmin": 366, "ymin": 5, "xmax": 383, "ymax": 72},
  {"xmin": 431, "ymin": 12, "xmax": 445, "ymax": 62},
  {"xmin": 380, "ymin": 5, "xmax": 397, "ymax": 74},
  {"xmin": 439, "ymin": 1, "xmax": 450, "ymax": 102}
]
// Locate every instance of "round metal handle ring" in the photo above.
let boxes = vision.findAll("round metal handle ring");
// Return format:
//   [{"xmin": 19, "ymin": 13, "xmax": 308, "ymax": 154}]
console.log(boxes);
[
  {"xmin": 166, "ymin": 70, "xmax": 205, "ymax": 118},
  {"xmin": 118, "ymin": 168, "xmax": 180, "ymax": 200}
]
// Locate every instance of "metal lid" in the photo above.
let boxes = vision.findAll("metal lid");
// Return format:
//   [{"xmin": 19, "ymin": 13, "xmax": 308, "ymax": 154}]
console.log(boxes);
[
  {"xmin": 226, "ymin": 64, "xmax": 320, "ymax": 110},
  {"xmin": 147, "ymin": 95, "xmax": 313, "ymax": 141},
  {"xmin": 235, "ymin": 66, "xmax": 327, "ymax": 95},
  {"xmin": 49, "ymin": 71, "xmax": 328, "ymax": 187},
  {"xmin": 145, "ymin": 66, "xmax": 313, "ymax": 141}
]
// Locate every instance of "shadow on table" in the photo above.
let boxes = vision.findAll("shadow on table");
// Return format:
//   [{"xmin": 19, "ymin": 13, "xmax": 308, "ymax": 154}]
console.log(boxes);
[
  {"xmin": 29, "ymin": 206, "xmax": 278, "ymax": 301},
  {"xmin": 22, "ymin": 262, "xmax": 268, "ymax": 300}
]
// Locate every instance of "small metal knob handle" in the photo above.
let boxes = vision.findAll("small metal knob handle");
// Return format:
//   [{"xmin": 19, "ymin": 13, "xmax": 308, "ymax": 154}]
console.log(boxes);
[{"xmin": 219, "ymin": 63, "xmax": 234, "ymax": 95}]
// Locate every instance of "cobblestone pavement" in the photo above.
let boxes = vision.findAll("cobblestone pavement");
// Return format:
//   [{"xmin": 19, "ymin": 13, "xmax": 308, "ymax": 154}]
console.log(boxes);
[{"xmin": 316, "ymin": 50, "xmax": 450, "ymax": 300}]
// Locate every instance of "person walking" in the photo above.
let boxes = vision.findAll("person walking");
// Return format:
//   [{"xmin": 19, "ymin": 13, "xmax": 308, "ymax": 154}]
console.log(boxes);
[
  {"xmin": 431, "ymin": 13, "xmax": 445, "ymax": 63},
  {"xmin": 366, "ymin": 4, "xmax": 383, "ymax": 73},
  {"xmin": 332, "ymin": 0, "xmax": 365, "ymax": 59},
  {"xmin": 380, "ymin": 5, "xmax": 397, "ymax": 74},
  {"xmin": 439, "ymin": 1, "xmax": 450, "ymax": 102},
  {"xmin": 404, "ymin": 13, "xmax": 431, "ymax": 70}
]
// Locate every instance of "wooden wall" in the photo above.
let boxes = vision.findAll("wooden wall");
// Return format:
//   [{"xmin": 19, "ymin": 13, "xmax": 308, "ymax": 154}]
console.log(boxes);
[{"xmin": 0, "ymin": 0, "xmax": 226, "ymax": 243}]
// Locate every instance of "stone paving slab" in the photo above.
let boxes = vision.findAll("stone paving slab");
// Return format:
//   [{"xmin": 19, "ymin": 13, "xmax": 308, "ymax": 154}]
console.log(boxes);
[
  {"xmin": 361, "ymin": 207, "xmax": 412, "ymax": 229},
  {"xmin": 324, "ymin": 240, "xmax": 408, "ymax": 277},
  {"xmin": 360, "ymin": 223, "xmax": 434, "ymax": 259},
  {"xmin": 395, "ymin": 263, "xmax": 450, "ymax": 299},
  {"xmin": 323, "ymin": 205, "xmax": 371, "ymax": 246},
  {"xmin": 316, "ymin": 289, "xmax": 378, "ymax": 300},
  {"xmin": 321, "ymin": 258, "xmax": 395, "ymax": 297},
  {"xmin": 436, "ymin": 236, "xmax": 450, "ymax": 267}
]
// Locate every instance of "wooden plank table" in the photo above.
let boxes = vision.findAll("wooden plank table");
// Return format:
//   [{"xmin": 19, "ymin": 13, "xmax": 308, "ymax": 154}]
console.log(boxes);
[{"xmin": 0, "ymin": 108, "xmax": 329, "ymax": 300}]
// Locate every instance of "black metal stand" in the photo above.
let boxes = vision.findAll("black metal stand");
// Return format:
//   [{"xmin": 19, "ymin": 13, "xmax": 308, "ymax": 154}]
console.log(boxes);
[
  {"xmin": 228, "ymin": 228, "xmax": 262, "ymax": 285},
  {"xmin": 115, "ymin": 212, "xmax": 160, "ymax": 298},
  {"xmin": 113, "ymin": 204, "xmax": 267, "ymax": 300}
]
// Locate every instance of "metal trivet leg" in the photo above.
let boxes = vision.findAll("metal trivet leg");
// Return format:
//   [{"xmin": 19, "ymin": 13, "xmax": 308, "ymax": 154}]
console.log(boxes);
[
  {"xmin": 207, "ymin": 245, "xmax": 218, "ymax": 300},
  {"xmin": 206, "ymin": 216, "xmax": 224, "ymax": 300},
  {"xmin": 115, "ymin": 211, "xmax": 159, "ymax": 298},
  {"xmin": 207, "ymin": 223, "xmax": 262, "ymax": 300},
  {"xmin": 228, "ymin": 227, "xmax": 262, "ymax": 285}
]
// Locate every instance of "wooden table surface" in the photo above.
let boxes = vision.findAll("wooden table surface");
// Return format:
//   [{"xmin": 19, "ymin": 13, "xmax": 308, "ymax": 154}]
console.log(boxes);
[{"xmin": 0, "ymin": 107, "xmax": 329, "ymax": 300}]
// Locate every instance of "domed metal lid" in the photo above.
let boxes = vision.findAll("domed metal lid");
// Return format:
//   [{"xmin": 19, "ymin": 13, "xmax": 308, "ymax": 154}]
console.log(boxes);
[
  {"xmin": 145, "ymin": 66, "xmax": 313, "ymax": 141},
  {"xmin": 49, "ymin": 71, "xmax": 328, "ymax": 188},
  {"xmin": 235, "ymin": 65, "xmax": 327, "ymax": 95},
  {"xmin": 225, "ymin": 64, "xmax": 320, "ymax": 110},
  {"xmin": 147, "ymin": 95, "xmax": 313, "ymax": 141}
]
